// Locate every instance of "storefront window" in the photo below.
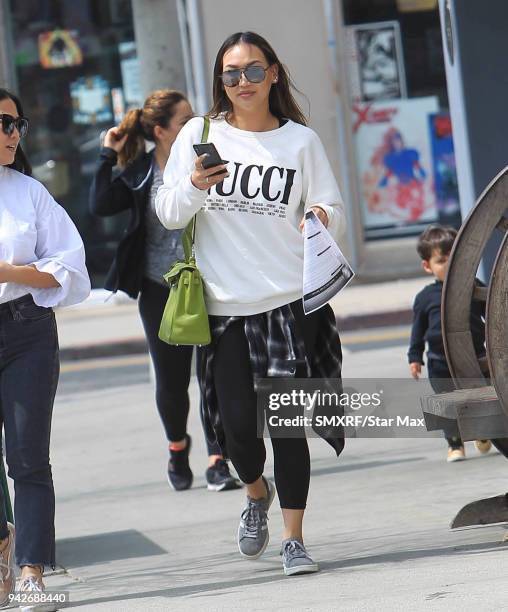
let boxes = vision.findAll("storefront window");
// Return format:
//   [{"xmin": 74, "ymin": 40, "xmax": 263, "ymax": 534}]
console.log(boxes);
[
  {"xmin": 342, "ymin": 0, "xmax": 461, "ymax": 239},
  {"xmin": 8, "ymin": 0, "xmax": 140, "ymax": 286}
]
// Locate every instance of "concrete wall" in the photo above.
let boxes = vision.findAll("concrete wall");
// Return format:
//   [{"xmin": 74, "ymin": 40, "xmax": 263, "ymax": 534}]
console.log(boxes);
[{"xmin": 132, "ymin": 0, "xmax": 187, "ymax": 98}]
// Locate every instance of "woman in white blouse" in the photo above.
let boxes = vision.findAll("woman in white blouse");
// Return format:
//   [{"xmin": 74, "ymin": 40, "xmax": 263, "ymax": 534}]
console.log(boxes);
[{"xmin": 0, "ymin": 88, "xmax": 90, "ymax": 605}]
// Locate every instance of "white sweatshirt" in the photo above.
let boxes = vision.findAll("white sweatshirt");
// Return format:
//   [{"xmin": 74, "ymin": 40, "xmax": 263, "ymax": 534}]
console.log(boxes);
[
  {"xmin": 0, "ymin": 165, "xmax": 90, "ymax": 307},
  {"xmin": 156, "ymin": 116, "xmax": 345, "ymax": 316}
]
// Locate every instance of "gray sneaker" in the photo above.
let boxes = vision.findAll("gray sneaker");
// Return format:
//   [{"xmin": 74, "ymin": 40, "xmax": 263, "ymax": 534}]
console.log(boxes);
[
  {"xmin": 237, "ymin": 476, "xmax": 275, "ymax": 559},
  {"xmin": 281, "ymin": 539, "xmax": 319, "ymax": 576}
]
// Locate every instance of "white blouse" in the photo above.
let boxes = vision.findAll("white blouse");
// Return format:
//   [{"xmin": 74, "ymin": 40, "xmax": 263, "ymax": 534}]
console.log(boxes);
[{"xmin": 0, "ymin": 165, "xmax": 90, "ymax": 307}]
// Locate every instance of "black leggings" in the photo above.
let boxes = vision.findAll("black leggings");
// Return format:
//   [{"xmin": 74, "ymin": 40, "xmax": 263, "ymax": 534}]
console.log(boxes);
[
  {"xmin": 138, "ymin": 278, "xmax": 221, "ymax": 455},
  {"xmin": 428, "ymin": 359, "xmax": 462, "ymax": 446},
  {"xmin": 213, "ymin": 301, "xmax": 325, "ymax": 509}
]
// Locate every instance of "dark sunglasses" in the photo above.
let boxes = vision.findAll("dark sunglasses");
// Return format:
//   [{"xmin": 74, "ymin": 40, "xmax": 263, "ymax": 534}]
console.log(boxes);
[
  {"xmin": 0, "ymin": 113, "xmax": 29, "ymax": 138},
  {"xmin": 220, "ymin": 65, "xmax": 270, "ymax": 87}
]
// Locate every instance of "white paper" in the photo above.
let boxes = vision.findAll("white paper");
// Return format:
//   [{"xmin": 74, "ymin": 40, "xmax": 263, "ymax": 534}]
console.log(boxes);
[{"xmin": 303, "ymin": 210, "xmax": 354, "ymax": 314}]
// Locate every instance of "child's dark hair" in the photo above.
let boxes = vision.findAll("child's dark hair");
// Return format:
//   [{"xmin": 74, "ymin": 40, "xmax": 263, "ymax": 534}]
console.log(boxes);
[{"xmin": 416, "ymin": 225, "xmax": 457, "ymax": 261}]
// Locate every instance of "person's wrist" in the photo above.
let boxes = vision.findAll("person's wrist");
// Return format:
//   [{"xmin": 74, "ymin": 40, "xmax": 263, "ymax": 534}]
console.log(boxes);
[
  {"xmin": 100, "ymin": 147, "xmax": 118, "ymax": 161},
  {"xmin": 311, "ymin": 206, "xmax": 329, "ymax": 226},
  {"xmin": 190, "ymin": 172, "xmax": 204, "ymax": 191},
  {"xmin": 1, "ymin": 262, "xmax": 16, "ymax": 282}
]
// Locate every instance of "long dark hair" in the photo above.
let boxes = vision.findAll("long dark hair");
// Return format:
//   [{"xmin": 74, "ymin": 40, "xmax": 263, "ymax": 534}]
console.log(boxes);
[
  {"xmin": 208, "ymin": 31, "xmax": 307, "ymax": 126},
  {"xmin": 116, "ymin": 89, "xmax": 187, "ymax": 167},
  {"xmin": 0, "ymin": 88, "xmax": 32, "ymax": 176}
]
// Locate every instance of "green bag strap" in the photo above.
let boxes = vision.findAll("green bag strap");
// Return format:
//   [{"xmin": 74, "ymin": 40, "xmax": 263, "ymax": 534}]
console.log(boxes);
[
  {"xmin": 183, "ymin": 116, "xmax": 210, "ymax": 261},
  {"xmin": 201, "ymin": 115, "xmax": 210, "ymax": 143}
]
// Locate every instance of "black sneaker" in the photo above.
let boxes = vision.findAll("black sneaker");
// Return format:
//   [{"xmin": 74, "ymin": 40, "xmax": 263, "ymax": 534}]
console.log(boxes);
[
  {"xmin": 167, "ymin": 434, "xmax": 193, "ymax": 491},
  {"xmin": 205, "ymin": 458, "xmax": 242, "ymax": 492}
]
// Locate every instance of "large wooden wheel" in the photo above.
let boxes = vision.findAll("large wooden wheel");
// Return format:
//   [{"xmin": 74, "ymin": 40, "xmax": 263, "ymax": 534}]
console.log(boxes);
[
  {"xmin": 422, "ymin": 166, "xmax": 508, "ymax": 529},
  {"xmin": 443, "ymin": 166, "xmax": 508, "ymax": 385},
  {"xmin": 487, "ymin": 230, "xmax": 508, "ymax": 417}
]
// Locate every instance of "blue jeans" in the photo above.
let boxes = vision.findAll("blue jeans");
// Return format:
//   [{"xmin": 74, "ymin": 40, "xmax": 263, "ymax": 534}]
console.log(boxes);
[{"xmin": 0, "ymin": 294, "xmax": 59, "ymax": 568}]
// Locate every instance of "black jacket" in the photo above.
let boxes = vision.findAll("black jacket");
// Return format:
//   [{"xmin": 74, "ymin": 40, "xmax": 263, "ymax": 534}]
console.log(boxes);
[
  {"xmin": 89, "ymin": 147, "xmax": 154, "ymax": 299},
  {"xmin": 407, "ymin": 279, "xmax": 486, "ymax": 365}
]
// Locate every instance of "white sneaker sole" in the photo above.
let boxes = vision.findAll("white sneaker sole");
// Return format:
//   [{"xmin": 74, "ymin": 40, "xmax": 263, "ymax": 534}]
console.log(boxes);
[
  {"xmin": 207, "ymin": 478, "xmax": 242, "ymax": 492},
  {"xmin": 166, "ymin": 472, "xmax": 193, "ymax": 491},
  {"xmin": 447, "ymin": 455, "xmax": 466, "ymax": 463},
  {"xmin": 284, "ymin": 562, "xmax": 319, "ymax": 576},
  {"xmin": 207, "ymin": 481, "xmax": 238, "ymax": 492},
  {"xmin": 237, "ymin": 478, "xmax": 276, "ymax": 560},
  {"xmin": 208, "ymin": 482, "xmax": 228, "ymax": 492}
]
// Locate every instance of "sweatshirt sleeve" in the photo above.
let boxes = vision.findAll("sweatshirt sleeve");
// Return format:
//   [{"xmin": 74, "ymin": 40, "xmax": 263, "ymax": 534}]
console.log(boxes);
[
  {"xmin": 155, "ymin": 117, "xmax": 208, "ymax": 229},
  {"xmin": 408, "ymin": 292, "xmax": 427, "ymax": 364},
  {"xmin": 31, "ymin": 183, "xmax": 91, "ymax": 308},
  {"xmin": 301, "ymin": 129, "xmax": 346, "ymax": 244}
]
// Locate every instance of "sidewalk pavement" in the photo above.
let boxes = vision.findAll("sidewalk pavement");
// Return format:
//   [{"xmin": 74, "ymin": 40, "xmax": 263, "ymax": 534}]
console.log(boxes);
[
  {"xmin": 42, "ymin": 347, "xmax": 508, "ymax": 611},
  {"xmin": 55, "ymin": 276, "xmax": 429, "ymax": 361}
]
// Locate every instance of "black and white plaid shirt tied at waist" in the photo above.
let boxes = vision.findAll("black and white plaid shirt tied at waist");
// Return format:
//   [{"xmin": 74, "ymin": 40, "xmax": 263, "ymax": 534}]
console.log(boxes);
[{"xmin": 198, "ymin": 303, "xmax": 345, "ymax": 457}]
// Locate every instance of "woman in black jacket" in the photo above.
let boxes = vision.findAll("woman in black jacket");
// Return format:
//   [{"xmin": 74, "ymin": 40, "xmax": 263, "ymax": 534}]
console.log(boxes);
[{"xmin": 89, "ymin": 89, "xmax": 240, "ymax": 492}]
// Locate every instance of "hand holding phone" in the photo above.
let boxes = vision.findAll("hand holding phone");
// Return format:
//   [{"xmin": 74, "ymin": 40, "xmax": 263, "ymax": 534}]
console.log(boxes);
[
  {"xmin": 193, "ymin": 143, "xmax": 228, "ymax": 171},
  {"xmin": 191, "ymin": 142, "xmax": 229, "ymax": 190}
]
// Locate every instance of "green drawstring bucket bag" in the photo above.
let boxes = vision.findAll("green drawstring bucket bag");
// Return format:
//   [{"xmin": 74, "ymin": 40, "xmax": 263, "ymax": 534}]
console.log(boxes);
[
  {"xmin": 158, "ymin": 219, "xmax": 210, "ymax": 345},
  {"xmin": 158, "ymin": 118, "xmax": 211, "ymax": 346}
]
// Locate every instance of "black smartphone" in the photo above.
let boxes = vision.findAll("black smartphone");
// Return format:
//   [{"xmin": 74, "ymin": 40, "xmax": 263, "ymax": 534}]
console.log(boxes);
[{"xmin": 193, "ymin": 142, "xmax": 228, "ymax": 177}]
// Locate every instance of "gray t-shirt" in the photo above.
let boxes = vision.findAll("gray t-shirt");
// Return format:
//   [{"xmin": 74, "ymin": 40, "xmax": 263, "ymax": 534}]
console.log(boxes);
[{"xmin": 144, "ymin": 162, "xmax": 185, "ymax": 285}]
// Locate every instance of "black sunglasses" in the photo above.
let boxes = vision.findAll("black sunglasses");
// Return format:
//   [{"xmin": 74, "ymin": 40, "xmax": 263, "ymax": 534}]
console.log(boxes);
[
  {"xmin": 0, "ymin": 113, "xmax": 29, "ymax": 138},
  {"xmin": 220, "ymin": 65, "xmax": 270, "ymax": 88}
]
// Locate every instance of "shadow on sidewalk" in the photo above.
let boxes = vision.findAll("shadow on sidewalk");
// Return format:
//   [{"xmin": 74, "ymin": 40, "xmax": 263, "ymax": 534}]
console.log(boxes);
[
  {"xmin": 61, "ymin": 538, "xmax": 504, "ymax": 609},
  {"xmin": 319, "ymin": 538, "xmax": 507, "ymax": 572},
  {"xmin": 310, "ymin": 456, "xmax": 423, "ymax": 478},
  {"xmin": 57, "ymin": 530, "xmax": 166, "ymax": 567}
]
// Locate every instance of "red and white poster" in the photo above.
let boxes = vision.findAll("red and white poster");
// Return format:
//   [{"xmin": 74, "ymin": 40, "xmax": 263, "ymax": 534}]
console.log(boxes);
[{"xmin": 352, "ymin": 96, "xmax": 439, "ymax": 238}]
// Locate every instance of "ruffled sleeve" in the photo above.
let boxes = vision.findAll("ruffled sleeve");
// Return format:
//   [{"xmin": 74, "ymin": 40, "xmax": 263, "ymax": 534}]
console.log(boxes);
[{"xmin": 30, "ymin": 183, "xmax": 91, "ymax": 307}]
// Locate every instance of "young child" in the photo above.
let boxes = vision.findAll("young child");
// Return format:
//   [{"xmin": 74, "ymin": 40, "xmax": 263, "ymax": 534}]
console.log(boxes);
[{"xmin": 408, "ymin": 225, "xmax": 492, "ymax": 462}]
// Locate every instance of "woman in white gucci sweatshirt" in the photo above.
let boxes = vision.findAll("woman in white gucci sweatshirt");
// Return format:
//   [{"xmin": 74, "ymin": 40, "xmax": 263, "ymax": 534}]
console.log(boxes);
[{"xmin": 156, "ymin": 31, "xmax": 346, "ymax": 576}]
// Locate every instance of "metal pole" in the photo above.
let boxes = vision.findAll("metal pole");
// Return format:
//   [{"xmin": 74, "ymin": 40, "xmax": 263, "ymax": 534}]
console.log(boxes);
[
  {"xmin": 176, "ymin": 0, "xmax": 197, "ymax": 108},
  {"xmin": 132, "ymin": 0, "xmax": 187, "ymax": 98},
  {"xmin": 185, "ymin": 0, "xmax": 209, "ymax": 115},
  {"xmin": 322, "ymin": 0, "xmax": 361, "ymax": 269}
]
